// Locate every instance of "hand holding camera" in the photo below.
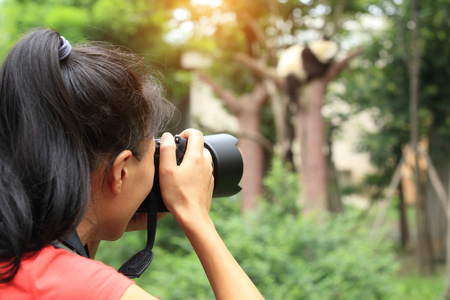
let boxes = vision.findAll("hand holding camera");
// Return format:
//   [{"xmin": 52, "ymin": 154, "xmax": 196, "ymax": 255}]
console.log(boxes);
[{"xmin": 158, "ymin": 130, "xmax": 215, "ymax": 220}]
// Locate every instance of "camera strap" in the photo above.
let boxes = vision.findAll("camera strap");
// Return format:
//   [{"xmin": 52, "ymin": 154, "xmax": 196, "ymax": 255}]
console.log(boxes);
[
  {"xmin": 57, "ymin": 230, "xmax": 89, "ymax": 258},
  {"xmin": 118, "ymin": 192, "xmax": 158, "ymax": 279}
]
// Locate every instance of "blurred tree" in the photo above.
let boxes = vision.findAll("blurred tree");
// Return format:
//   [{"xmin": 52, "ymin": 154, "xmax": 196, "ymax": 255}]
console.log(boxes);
[
  {"xmin": 0, "ymin": 0, "xmax": 191, "ymax": 114},
  {"xmin": 196, "ymin": 71, "xmax": 269, "ymax": 213},
  {"xmin": 174, "ymin": 0, "xmax": 366, "ymax": 214},
  {"xmin": 342, "ymin": 0, "xmax": 450, "ymax": 277},
  {"xmin": 418, "ymin": 0, "xmax": 450, "ymax": 275}
]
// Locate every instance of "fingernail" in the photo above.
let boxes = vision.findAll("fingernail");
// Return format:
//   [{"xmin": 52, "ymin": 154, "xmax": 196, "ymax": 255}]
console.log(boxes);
[{"xmin": 161, "ymin": 132, "xmax": 173, "ymax": 145}]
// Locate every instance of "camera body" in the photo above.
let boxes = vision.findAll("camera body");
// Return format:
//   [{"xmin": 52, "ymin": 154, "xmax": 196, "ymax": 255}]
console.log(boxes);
[{"xmin": 137, "ymin": 134, "xmax": 243, "ymax": 213}]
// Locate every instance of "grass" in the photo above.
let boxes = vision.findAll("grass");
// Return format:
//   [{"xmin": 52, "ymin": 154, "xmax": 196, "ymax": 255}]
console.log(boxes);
[
  {"xmin": 393, "ymin": 246, "xmax": 448, "ymax": 299},
  {"xmin": 394, "ymin": 274, "xmax": 447, "ymax": 300}
]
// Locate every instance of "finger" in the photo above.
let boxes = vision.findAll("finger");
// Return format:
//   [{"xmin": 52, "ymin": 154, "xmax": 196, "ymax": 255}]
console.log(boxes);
[
  {"xmin": 178, "ymin": 128, "xmax": 198, "ymax": 140},
  {"xmin": 157, "ymin": 212, "xmax": 169, "ymax": 221},
  {"xmin": 179, "ymin": 129, "xmax": 204, "ymax": 157},
  {"xmin": 203, "ymin": 148, "xmax": 213, "ymax": 167},
  {"xmin": 159, "ymin": 132, "xmax": 177, "ymax": 170}
]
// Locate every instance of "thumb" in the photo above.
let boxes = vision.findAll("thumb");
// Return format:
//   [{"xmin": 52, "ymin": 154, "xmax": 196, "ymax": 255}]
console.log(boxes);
[{"xmin": 158, "ymin": 132, "xmax": 177, "ymax": 171}]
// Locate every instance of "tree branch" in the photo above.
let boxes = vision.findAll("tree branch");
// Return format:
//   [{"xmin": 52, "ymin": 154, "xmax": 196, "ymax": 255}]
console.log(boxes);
[
  {"xmin": 249, "ymin": 83, "xmax": 269, "ymax": 109},
  {"xmin": 239, "ymin": 11, "xmax": 277, "ymax": 63},
  {"xmin": 329, "ymin": 0, "xmax": 350, "ymax": 37},
  {"xmin": 196, "ymin": 70, "xmax": 241, "ymax": 114},
  {"xmin": 325, "ymin": 47, "xmax": 363, "ymax": 82},
  {"xmin": 233, "ymin": 53, "xmax": 285, "ymax": 89},
  {"xmin": 387, "ymin": 0, "xmax": 410, "ymax": 70},
  {"xmin": 238, "ymin": 130, "xmax": 274, "ymax": 153},
  {"xmin": 240, "ymin": 11, "xmax": 267, "ymax": 51}
]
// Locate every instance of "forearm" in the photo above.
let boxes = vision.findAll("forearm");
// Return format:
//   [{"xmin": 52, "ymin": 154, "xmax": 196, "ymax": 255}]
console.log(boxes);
[
  {"xmin": 159, "ymin": 130, "xmax": 263, "ymax": 298},
  {"xmin": 179, "ymin": 214, "xmax": 264, "ymax": 300}
]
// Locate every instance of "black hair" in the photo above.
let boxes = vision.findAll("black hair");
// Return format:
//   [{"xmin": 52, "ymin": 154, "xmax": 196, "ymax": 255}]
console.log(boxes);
[{"xmin": 0, "ymin": 29, "xmax": 172, "ymax": 282}]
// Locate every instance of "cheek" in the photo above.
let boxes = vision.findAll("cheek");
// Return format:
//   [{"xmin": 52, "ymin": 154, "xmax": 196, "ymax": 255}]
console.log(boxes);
[
  {"xmin": 144, "ymin": 168, "xmax": 155, "ymax": 195},
  {"xmin": 141, "ymin": 156, "xmax": 155, "ymax": 196},
  {"xmin": 145, "ymin": 139, "xmax": 156, "ymax": 190}
]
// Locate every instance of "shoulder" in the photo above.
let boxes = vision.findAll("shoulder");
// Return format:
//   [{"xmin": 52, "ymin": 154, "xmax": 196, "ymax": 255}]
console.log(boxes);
[
  {"xmin": 42, "ymin": 246, "xmax": 135, "ymax": 299},
  {"xmin": 3, "ymin": 245, "xmax": 135, "ymax": 300},
  {"xmin": 38, "ymin": 244, "xmax": 112, "ymax": 275}
]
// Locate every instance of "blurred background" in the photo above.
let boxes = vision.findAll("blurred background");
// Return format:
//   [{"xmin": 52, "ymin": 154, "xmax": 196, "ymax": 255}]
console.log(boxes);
[{"xmin": 1, "ymin": 0, "xmax": 449, "ymax": 298}]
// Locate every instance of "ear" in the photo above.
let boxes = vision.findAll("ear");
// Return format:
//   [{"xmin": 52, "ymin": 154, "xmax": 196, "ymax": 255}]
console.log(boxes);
[{"xmin": 108, "ymin": 150, "xmax": 133, "ymax": 195}]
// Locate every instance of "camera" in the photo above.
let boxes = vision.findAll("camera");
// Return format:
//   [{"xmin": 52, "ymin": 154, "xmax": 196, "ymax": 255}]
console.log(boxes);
[{"xmin": 137, "ymin": 133, "xmax": 244, "ymax": 213}]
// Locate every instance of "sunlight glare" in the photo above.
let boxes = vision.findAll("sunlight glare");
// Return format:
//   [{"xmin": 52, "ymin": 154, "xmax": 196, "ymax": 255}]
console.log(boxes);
[
  {"xmin": 174, "ymin": 8, "xmax": 190, "ymax": 21},
  {"xmin": 191, "ymin": 0, "xmax": 222, "ymax": 8}
]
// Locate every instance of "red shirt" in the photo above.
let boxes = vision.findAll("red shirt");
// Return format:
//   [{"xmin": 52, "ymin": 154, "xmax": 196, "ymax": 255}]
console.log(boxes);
[{"xmin": 0, "ymin": 245, "xmax": 134, "ymax": 300}]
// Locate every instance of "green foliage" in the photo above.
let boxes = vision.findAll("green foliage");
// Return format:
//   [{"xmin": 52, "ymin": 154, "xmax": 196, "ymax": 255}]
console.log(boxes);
[
  {"xmin": 342, "ymin": 0, "xmax": 450, "ymax": 196},
  {"xmin": 262, "ymin": 155, "xmax": 300, "ymax": 216},
  {"xmin": 394, "ymin": 275, "xmax": 446, "ymax": 300},
  {"xmin": 0, "ymin": 0, "xmax": 48, "ymax": 57},
  {"xmin": 0, "ymin": 0, "xmax": 192, "ymax": 107},
  {"xmin": 225, "ymin": 208, "xmax": 399, "ymax": 300},
  {"xmin": 45, "ymin": 6, "xmax": 90, "ymax": 40},
  {"xmin": 97, "ymin": 158, "xmax": 399, "ymax": 299},
  {"xmin": 92, "ymin": 0, "xmax": 136, "ymax": 34}
]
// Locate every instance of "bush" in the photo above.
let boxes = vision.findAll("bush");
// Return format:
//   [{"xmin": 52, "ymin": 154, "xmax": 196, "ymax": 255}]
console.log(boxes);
[{"xmin": 210, "ymin": 205, "xmax": 399, "ymax": 299}]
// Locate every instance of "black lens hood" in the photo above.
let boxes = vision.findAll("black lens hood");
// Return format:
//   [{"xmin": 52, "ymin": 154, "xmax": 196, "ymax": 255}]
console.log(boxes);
[{"xmin": 204, "ymin": 134, "xmax": 243, "ymax": 198}]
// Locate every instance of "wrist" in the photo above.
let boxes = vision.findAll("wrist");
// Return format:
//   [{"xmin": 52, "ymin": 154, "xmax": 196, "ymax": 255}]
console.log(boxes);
[{"xmin": 174, "ymin": 210, "xmax": 215, "ymax": 234}]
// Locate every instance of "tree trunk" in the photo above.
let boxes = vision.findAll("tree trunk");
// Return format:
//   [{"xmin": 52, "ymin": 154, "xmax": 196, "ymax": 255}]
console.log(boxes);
[
  {"xmin": 238, "ymin": 104, "xmax": 265, "ymax": 213},
  {"xmin": 265, "ymin": 80, "xmax": 294, "ymax": 167},
  {"xmin": 426, "ymin": 127, "xmax": 449, "ymax": 262},
  {"xmin": 196, "ymin": 71, "xmax": 268, "ymax": 213},
  {"xmin": 414, "ymin": 151, "xmax": 435, "ymax": 275},
  {"xmin": 398, "ymin": 181, "xmax": 410, "ymax": 249},
  {"xmin": 296, "ymin": 80, "xmax": 328, "ymax": 213},
  {"xmin": 233, "ymin": 49, "xmax": 361, "ymax": 214},
  {"xmin": 326, "ymin": 123, "xmax": 343, "ymax": 213},
  {"xmin": 407, "ymin": 0, "xmax": 435, "ymax": 276}
]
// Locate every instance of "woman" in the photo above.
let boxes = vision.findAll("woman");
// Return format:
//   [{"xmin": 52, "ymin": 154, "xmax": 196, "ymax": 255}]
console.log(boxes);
[{"xmin": 0, "ymin": 29, "xmax": 263, "ymax": 299}]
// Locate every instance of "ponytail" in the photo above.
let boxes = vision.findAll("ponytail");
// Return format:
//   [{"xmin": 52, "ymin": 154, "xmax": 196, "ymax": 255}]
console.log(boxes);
[{"xmin": 0, "ymin": 157, "xmax": 32, "ymax": 281}]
